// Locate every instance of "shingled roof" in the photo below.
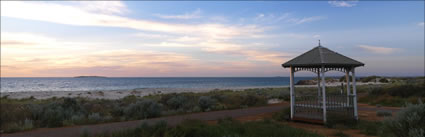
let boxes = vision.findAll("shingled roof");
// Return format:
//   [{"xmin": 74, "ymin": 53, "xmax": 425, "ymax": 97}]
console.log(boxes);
[{"xmin": 282, "ymin": 46, "xmax": 364, "ymax": 68}]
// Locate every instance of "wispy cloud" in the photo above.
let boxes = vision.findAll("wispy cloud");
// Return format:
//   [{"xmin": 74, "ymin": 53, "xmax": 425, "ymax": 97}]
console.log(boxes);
[
  {"xmin": 358, "ymin": 45, "xmax": 399, "ymax": 54},
  {"xmin": 78, "ymin": 1, "xmax": 128, "ymax": 15},
  {"xmin": 418, "ymin": 22, "xmax": 424, "ymax": 27},
  {"xmin": 154, "ymin": 9, "xmax": 201, "ymax": 19},
  {"xmin": 328, "ymin": 0, "xmax": 358, "ymax": 7},
  {"xmin": 287, "ymin": 16, "xmax": 326, "ymax": 24},
  {"xmin": 253, "ymin": 12, "xmax": 324, "ymax": 25},
  {"xmin": 1, "ymin": 2, "xmax": 262, "ymax": 40}
]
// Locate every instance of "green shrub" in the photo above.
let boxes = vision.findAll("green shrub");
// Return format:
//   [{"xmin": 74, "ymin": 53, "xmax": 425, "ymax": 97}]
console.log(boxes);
[
  {"xmin": 361, "ymin": 76, "xmax": 380, "ymax": 83},
  {"xmin": 240, "ymin": 94, "xmax": 267, "ymax": 106},
  {"xmin": 387, "ymin": 84, "xmax": 425, "ymax": 98},
  {"xmin": 124, "ymin": 99, "xmax": 162, "ymax": 120},
  {"xmin": 166, "ymin": 96, "xmax": 186, "ymax": 109},
  {"xmin": 382, "ymin": 103, "xmax": 425, "ymax": 137},
  {"xmin": 379, "ymin": 78, "xmax": 389, "ymax": 83},
  {"xmin": 88, "ymin": 113, "xmax": 103, "ymax": 124},
  {"xmin": 198, "ymin": 96, "xmax": 217, "ymax": 111}
]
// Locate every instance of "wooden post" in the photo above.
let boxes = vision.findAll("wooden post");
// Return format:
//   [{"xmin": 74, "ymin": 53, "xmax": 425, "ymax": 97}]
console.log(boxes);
[
  {"xmin": 290, "ymin": 66, "xmax": 295, "ymax": 120},
  {"xmin": 317, "ymin": 69, "xmax": 321, "ymax": 97},
  {"xmin": 351, "ymin": 67, "xmax": 358, "ymax": 120},
  {"xmin": 321, "ymin": 66, "xmax": 327, "ymax": 123},
  {"xmin": 345, "ymin": 68, "xmax": 351, "ymax": 105}
]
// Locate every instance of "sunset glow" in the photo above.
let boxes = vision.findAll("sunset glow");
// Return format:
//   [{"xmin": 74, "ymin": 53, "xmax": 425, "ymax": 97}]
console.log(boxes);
[{"xmin": 1, "ymin": 1, "xmax": 424, "ymax": 77}]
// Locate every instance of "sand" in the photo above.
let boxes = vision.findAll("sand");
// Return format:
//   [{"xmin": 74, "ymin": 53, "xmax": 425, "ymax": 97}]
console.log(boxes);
[{"xmin": 0, "ymin": 82, "xmax": 384, "ymax": 100}]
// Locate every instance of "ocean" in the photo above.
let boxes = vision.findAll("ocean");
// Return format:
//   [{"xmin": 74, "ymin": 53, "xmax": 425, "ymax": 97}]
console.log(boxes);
[{"xmin": 0, "ymin": 77, "xmax": 312, "ymax": 92}]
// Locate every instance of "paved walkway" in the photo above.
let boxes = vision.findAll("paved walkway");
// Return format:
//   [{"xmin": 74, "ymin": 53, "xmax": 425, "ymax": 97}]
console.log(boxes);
[{"xmin": 1, "ymin": 103, "xmax": 400, "ymax": 137}]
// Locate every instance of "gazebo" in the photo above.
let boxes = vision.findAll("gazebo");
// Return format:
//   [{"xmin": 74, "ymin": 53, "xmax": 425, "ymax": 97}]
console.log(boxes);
[{"xmin": 282, "ymin": 42, "xmax": 364, "ymax": 123}]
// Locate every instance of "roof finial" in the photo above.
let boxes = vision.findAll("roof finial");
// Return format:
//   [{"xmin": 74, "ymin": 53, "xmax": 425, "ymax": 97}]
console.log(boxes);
[{"xmin": 318, "ymin": 39, "xmax": 321, "ymax": 46}]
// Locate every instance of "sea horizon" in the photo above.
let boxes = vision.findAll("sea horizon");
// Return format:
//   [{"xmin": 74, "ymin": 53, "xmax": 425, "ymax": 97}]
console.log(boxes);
[{"xmin": 1, "ymin": 77, "xmax": 316, "ymax": 92}]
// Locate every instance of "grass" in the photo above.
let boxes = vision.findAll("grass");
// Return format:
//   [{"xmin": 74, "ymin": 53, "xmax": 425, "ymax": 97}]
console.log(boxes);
[{"xmin": 83, "ymin": 118, "xmax": 324, "ymax": 137}]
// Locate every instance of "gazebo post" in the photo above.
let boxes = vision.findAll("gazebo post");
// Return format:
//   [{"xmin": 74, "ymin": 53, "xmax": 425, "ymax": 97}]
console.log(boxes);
[
  {"xmin": 351, "ymin": 67, "xmax": 358, "ymax": 120},
  {"xmin": 317, "ymin": 69, "xmax": 321, "ymax": 97},
  {"xmin": 321, "ymin": 66, "xmax": 327, "ymax": 123},
  {"xmin": 290, "ymin": 66, "xmax": 295, "ymax": 120},
  {"xmin": 345, "ymin": 68, "xmax": 351, "ymax": 105}
]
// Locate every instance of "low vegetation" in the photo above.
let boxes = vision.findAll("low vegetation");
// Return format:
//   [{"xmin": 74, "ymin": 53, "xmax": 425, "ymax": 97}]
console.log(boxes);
[
  {"xmin": 82, "ymin": 118, "xmax": 324, "ymax": 137},
  {"xmin": 0, "ymin": 88, "xmax": 284, "ymax": 133},
  {"xmin": 358, "ymin": 77, "xmax": 424, "ymax": 107},
  {"xmin": 1, "ymin": 76, "xmax": 423, "ymax": 135},
  {"xmin": 325, "ymin": 103, "xmax": 425, "ymax": 137}
]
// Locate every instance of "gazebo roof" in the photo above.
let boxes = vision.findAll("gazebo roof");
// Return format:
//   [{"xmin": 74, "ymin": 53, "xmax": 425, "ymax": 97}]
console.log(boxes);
[{"xmin": 282, "ymin": 45, "xmax": 364, "ymax": 68}]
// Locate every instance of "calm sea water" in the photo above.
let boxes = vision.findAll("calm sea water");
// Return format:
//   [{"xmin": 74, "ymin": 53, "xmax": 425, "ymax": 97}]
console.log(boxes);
[{"xmin": 0, "ymin": 77, "xmax": 312, "ymax": 92}]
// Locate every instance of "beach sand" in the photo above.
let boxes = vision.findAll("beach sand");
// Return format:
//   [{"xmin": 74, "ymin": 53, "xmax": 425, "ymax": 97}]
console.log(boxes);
[{"xmin": 0, "ymin": 82, "xmax": 384, "ymax": 99}]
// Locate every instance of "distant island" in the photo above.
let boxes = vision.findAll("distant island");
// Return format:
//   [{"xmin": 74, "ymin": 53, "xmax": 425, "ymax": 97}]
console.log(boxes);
[{"xmin": 74, "ymin": 76, "xmax": 107, "ymax": 78}]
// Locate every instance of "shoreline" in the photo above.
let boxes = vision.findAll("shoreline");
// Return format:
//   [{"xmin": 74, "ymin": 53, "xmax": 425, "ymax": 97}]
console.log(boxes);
[{"xmin": 0, "ymin": 82, "xmax": 384, "ymax": 99}]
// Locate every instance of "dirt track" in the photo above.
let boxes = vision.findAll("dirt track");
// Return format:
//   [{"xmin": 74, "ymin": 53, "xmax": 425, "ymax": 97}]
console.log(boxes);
[{"xmin": 1, "ymin": 103, "xmax": 399, "ymax": 137}]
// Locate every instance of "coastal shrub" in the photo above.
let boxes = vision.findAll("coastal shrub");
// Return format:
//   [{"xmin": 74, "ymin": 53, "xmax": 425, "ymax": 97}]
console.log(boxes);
[
  {"xmin": 382, "ymin": 103, "xmax": 425, "ymax": 137},
  {"xmin": 64, "ymin": 114, "xmax": 86, "ymax": 126},
  {"xmin": 166, "ymin": 95, "xmax": 186, "ymax": 109},
  {"xmin": 379, "ymin": 78, "xmax": 389, "ymax": 83},
  {"xmin": 241, "ymin": 94, "xmax": 266, "ymax": 106},
  {"xmin": 198, "ymin": 96, "xmax": 217, "ymax": 111},
  {"xmin": 0, "ymin": 103, "xmax": 32, "ymax": 129},
  {"xmin": 88, "ymin": 113, "xmax": 103, "ymax": 124},
  {"xmin": 124, "ymin": 99, "xmax": 162, "ymax": 120},
  {"xmin": 361, "ymin": 76, "xmax": 380, "ymax": 83},
  {"xmin": 386, "ymin": 84, "xmax": 425, "ymax": 98},
  {"xmin": 110, "ymin": 103, "xmax": 125, "ymax": 117},
  {"xmin": 42, "ymin": 104, "xmax": 67, "ymax": 127}
]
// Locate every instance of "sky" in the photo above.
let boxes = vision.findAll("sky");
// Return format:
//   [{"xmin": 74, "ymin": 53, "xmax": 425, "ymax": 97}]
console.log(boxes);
[{"xmin": 1, "ymin": 1, "xmax": 424, "ymax": 77}]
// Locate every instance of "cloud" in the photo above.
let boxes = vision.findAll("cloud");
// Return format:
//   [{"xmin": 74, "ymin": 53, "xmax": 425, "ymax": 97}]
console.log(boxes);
[
  {"xmin": 313, "ymin": 35, "xmax": 321, "ymax": 39},
  {"xmin": 328, "ymin": 0, "xmax": 358, "ymax": 7},
  {"xmin": 1, "ymin": 2, "xmax": 262, "ymax": 40},
  {"xmin": 133, "ymin": 32, "xmax": 170, "ymax": 39},
  {"xmin": 1, "ymin": 32, "xmax": 55, "ymax": 47},
  {"xmin": 78, "ymin": 1, "xmax": 128, "ymax": 15},
  {"xmin": 418, "ymin": 22, "xmax": 424, "ymax": 27},
  {"xmin": 287, "ymin": 16, "xmax": 326, "ymax": 24},
  {"xmin": 358, "ymin": 45, "xmax": 399, "ymax": 54},
  {"xmin": 254, "ymin": 13, "xmax": 291, "ymax": 24},
  {"xmin": 154, "ymin": 8, "xmax": 201, "ymax": 19}
]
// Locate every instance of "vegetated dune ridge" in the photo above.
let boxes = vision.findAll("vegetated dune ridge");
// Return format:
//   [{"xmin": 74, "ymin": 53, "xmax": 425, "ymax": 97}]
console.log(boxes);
[{"xmin": 1, "ymin": 82, "xmax": 383, "ymax": 99}]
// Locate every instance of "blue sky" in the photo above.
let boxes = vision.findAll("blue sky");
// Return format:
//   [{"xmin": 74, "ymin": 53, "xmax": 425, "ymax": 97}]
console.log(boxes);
[{"xmin": 1, "ymin": 1, "xmax": 424, "ymax": 77}]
